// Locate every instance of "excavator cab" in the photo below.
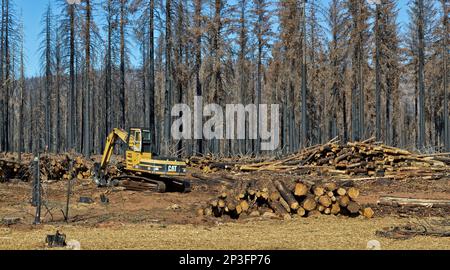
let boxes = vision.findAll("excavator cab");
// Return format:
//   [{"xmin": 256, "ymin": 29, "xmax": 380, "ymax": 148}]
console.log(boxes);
[{"xmin": 128, "ymin": 128, "xmax": 153, "ymax": 154}]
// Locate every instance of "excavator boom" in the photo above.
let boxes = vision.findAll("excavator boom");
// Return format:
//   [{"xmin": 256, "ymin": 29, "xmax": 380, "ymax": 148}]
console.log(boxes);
[{"xmin": 100, "ymin": 128, "xmax": 129, "ymax": 169}]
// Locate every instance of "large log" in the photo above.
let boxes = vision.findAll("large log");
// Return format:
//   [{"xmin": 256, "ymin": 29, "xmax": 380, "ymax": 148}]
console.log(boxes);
[
  {"xmin": 318, "ymin": 195, "xmax": 332, "ymax": 207},
  {"xmin": 278, "ymin": 197, "xmax": 291, "ymax": 213},
  {"xmin": 347, "ymin": 187, "xmax": 360, "ymax": 200},
  {"xmin": 377, "ymin": 196, "xmax": 450, "ymax": 208},
  {"xmin": 362, "ymin": 207, "xmax": 374, "ymax": 218},
  {"xmin": 302, "ymin": 197, "xmax": 317, "ymax": 211},
  {"xmin": 312, "ymin": 186, "xmax": 325, "ymax": 196},
  {"xmin": 330, "ymin": 203, "xmax": 341, "ymax": 215},
  {"xmin": 297, "ymin": 207, "xmax": 306, "ymax": 217},
  {"xmin": 239, "ymin": 200, "xmax": 249, "ymax": 212},
  {"xmin": 346, "ymin": 201, "xmax": 361, "ymax": 214},
  {"xmin": 273, "ymin": 180, "xmax": 299, "ymax": 210},
  {"xmin": 267, "ymin": 197, "xmax": 288, "ymax": 216},
  {"xmin": 338, "ymin": 195, "xmax": 350, "ymax": 207},
  {"xmin": 323, "ymin": 182, "xmax": 337, "ymax": 192},
  {"xmin": 294, "ymin": 182, "xmax": 308, "ymax": 197}
]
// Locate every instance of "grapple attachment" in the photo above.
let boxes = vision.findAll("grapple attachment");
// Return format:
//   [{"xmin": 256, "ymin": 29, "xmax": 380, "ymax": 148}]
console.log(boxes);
[{"xmin": 91, "ymin": 162, "xmax": 108, "ymax": 187}]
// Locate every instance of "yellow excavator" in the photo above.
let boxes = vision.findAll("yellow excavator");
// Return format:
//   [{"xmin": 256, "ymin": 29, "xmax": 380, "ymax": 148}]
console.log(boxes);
[{"xmin": 91, "ymin": 128, "xmax": 190, "ymax": 193}]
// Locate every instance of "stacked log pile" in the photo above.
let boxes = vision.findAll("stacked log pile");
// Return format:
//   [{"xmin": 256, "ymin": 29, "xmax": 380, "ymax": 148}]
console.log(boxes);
[
  {"xmin": 238, "ymin": 138, "xmax": 450, "ymax": 180},
  {"xmin": 199, "ymin": 178, "xmax": 374, "ymax": 219},
  {"xmin": 40, "ymin": 155, "xmax": 97, "ymax": 181},
  {"xmin": 0, "ymin": 159, "xmax": 29, "ymax": 182},
  {"xmin": 0, "ymin": 154, "xmax": 121, "ymax": 182}
]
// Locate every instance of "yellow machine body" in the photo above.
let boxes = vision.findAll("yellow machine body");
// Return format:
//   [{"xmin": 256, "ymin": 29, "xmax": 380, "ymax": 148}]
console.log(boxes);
[{"xmin": 98, "ymin": 128, "xmax": 187, "ymax": 178}]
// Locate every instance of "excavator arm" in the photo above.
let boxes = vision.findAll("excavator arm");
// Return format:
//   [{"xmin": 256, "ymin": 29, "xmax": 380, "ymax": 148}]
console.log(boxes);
[
  {"xmin": 99, "ymin": 128, "xmax": 129, "ymax": 170},
  {"xmin": 93, "ymin": 128, "xmax": 130, "ymax": 186}
]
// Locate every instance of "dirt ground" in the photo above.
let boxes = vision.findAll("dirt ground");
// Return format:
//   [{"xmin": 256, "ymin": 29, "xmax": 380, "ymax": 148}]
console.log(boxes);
[{"xmin": 0, "ymin": 169, "xmax": 449, "ymax": 250}]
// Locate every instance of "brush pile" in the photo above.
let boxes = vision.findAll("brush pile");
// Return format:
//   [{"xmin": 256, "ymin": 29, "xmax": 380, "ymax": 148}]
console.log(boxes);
[{"xmin": 198, "ymin": 178, "xmax": 374, "ymax": 220}]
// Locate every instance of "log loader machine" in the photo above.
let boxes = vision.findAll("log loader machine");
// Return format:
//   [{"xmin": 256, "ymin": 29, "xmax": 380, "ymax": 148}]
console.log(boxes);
[{"xmin": 91, "ymin": 128, "xmax": 190, "ymax": 193}]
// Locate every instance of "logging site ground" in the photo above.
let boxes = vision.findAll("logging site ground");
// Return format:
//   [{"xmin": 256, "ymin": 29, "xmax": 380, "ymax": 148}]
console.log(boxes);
[{"xmin": 1, "ymin": 149, "xmax": 450, "ymax": 250}]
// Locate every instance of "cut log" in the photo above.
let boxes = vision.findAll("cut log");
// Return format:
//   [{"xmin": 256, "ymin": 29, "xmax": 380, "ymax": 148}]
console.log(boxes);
[
  {"xmin": 278, "ymin": 197, "xmax": 291, "ymax": 213},
  {"xmin": 318, "ymin": 205, "xmax": 325, "ymax": 212},
  {"xmin": 269, "ymin": 191, "xmax": 280, "ymax": 202},
  {"xmin": 347, "ymin": 187, "xmax": 360, "ymax": 200},
  {"xmin": 318, "ymin": 195, "xmax": 332, "ymax": 207},
  {"xmin": 218, "ymin": 199, "xmax": 226, "ymax": 208},
  {"xmin": 323, "ymin": 182, "xmax": 337, "ymax": 193},
  {"xmin": 312, "ymin": 186, "xmax": 325, "ymax": 196},
  {"xmin": 235, "ymin": 204, "xmax": 243, "ymax": 215},
  {"xmin": 336, "ymin": 187, "xmax": 346, "ymax": 196},
  {"xmin": 297, "ymin": 207, "xmax": 306, "ymax": 217},
  {"xmin": 267, "ymin": 198, "xmax": 288, "ymax": 216},
  {"xmin": 273, "ymin": 180, "xmax": 299, "ymax": 210},
  {"xmin": 377, "ymin": 196, "xmax": 450, "ymax": 208},
  {"xmin": 324, "ymin": 208, "xmax": 331, "ymax": 215},
  {"xmin": 335, "ymin": 151, "xmax": 352, "ymax": 163},
  {"xmin": 346, "ymin": 201, "xmax": 360, "ymax": 214},
  {"xmin": 210, "ymin": 200, "xmax": 218, "ymax": 208},
  {"xmin": 338, "ymin": 195, "xmax": 350, "ymax": 207},
  {"xmin": 227, "ymin": 200, "xmax": 236, "ymax": 212},
  {"xmin": 362, "ymin": 207, "xmax": 374, "ymax": 218},
  {"xmin": 239, "ymin": 200, "xmax": 249, "ymax": 212},
  {"xmin": 336, "ymin": 187, "xmax": 347, "ymax": 196},
  {"xmin": 294, "ymin": 182, "xmax": 308, "ymax": 197},
  {"xmin": 330, "ymin": 203, "xmax": 340, "ymax": 215},
  {"xmin": 302, "ymin": 197, "xmax": 317, "ymax": 211}
]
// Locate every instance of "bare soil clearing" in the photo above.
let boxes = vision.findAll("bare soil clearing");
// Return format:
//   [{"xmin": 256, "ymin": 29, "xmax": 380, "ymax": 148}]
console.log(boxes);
[{"xmin": 0, "ymin": 166, "xmax": 448, "ymax": 249}]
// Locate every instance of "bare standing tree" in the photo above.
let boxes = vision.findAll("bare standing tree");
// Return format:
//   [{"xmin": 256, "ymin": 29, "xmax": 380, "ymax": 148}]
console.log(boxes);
[
  {"xmin": 18, "ymin": 15, "xmax": 24, "ymax": 161},
  {"xmin": 194, "ymin": 0, "xmax": 203, "ymax": 155},
  {"xmin": 251, "ymin": 0, "xmax": 272, "ymax": 154},
  {"xmin": 119, "ymin": 0, "xmax": 128, "ymax": 130},
  {"xmin": 82, "ymin": 0, "xmax": 92, "ymax": 157},
  {"xmin": 40, "ymin": 3, "xmax": 53, "ymax": 152},
  {"xmin": 163, "ymin": 0, "xmax": 173, "ymax": 155},
  {"xmin": 417, "ymin": 0, "xmax": 426, "ymax": 149},
  {"xmin": 441, "ymin": 0, "xmax": 449, "ymax": 151}
]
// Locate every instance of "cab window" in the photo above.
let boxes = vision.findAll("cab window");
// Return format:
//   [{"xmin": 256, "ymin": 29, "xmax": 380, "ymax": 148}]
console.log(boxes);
[{"xmin": 133, "ymin": 130, "xmax": 142, "ymax": 152}]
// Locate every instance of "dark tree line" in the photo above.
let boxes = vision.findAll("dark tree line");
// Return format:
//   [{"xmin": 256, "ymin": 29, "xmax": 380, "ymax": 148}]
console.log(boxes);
[{"xmin": 0, "ymin": 0, "xmax": 448, "ymax": 158}]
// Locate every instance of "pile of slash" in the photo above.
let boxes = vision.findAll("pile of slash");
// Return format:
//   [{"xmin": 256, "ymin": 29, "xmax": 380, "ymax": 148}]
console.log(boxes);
[
  {"xmin": 198, "ymin": 178, "xmax": 374, "ymax": 220},
  {"xmin": 191, "ymin": 137, "xmax": 450, "ymax": 180}
]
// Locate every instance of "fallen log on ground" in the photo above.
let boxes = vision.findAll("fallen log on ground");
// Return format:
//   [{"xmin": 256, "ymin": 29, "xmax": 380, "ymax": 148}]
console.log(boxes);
[{"xmin": 377, "ymin": 196, "xmax": 450, "ymax": 208}]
